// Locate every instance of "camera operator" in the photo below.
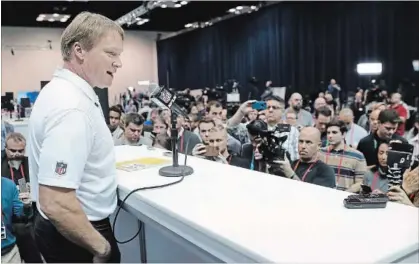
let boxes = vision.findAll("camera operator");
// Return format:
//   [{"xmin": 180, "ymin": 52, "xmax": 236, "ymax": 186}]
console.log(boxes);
[
  {"xmin": 271, "ymin": 127, "xmax": 336, "ymax": 188},
  {"xmin": 240, "ymin": 120, "xmax": 269, "ymax": 173},
  {"xmin": 192, "ymin": 125, "xmax": 250, "ymax": 169},
  {"xmin": 227, "ymin": 96, "xmax": 299, "ymax": 161}
]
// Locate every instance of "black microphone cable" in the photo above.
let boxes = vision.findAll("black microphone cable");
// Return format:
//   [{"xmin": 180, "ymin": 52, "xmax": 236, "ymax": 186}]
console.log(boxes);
[{"xmin": 112, "ymin": 135, "xmax": 193, "ymax": 244}]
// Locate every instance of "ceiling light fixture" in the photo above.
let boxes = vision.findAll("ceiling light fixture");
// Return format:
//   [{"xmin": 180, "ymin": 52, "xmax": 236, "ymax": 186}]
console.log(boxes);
[
  {"xmin": 174, "ymin": 3, "xmax": 181, "ymax": 8},
  {"xmin": 180, "ymin": 1, "xmax": 188, "ymax": 5},
  {"xmin": 228, "ymin": 5, "xmax": 259, "ymax": 14},
  {"xmin": 136, "ymin": 18, "xmax": 150, "ymax": 26},
  {"xmin": 36, "ymin": 13, "xmax": 71, "ymax": 23}
]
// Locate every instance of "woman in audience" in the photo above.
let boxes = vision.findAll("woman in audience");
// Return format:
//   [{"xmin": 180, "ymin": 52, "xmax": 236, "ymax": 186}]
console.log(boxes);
[
  {"xmin": 363, "ymin": 141, "xmax": 419, "ymax": 207},
  {"xmin": 363, "ymin": 142, "xmax": 390, "ymax": 193}
]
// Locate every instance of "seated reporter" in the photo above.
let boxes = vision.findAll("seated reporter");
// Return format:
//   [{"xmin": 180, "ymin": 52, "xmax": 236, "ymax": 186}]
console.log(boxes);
[
  {"xmin": 192, "ymin": 126, "xmax": 250, "ymax": 169},
  {"xmin": 363, "ymin": 142, "xmax": 390, "ymax": 193},
  {"xmin": 1, "ymin": 177, "xmax": 33, "ymax": 263},
  {"xmin": 318, "ymin": 119, "xmax": 367, "ymax": 192},
  {"xmin": 272, "ymin": 127, "xmax": 336, "ymax": 188},
  {"xmin": 114, "ymin": 113, "xmax": 153, "ymax": 146}
]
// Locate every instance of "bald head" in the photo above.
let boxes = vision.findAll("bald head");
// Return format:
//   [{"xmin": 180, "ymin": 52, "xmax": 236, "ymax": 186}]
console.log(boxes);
[
  {"xmin": 299, "ymin": 127, "xmax": 321, "ymax": 161},
  {"xmin": 289, "ymin": 93, "xmax": 303, "ymax": 110},
  {"xmin": 339, "ymin": 108, "xmax": 354, "ymax": 126},
  {"xmin": 314, "ymin": 97, "xmax": 326, "ymax": 110},
  {"xmin": 391, "ymin": 93, "xmax": 402, "ymax": 105},
  {"xmin": 339, "ymin": 108, "xmax": 354, "ymax": 118},
  {"xmin": 300, "ymin": 127, "xmax": 321, "ymax": 144}
]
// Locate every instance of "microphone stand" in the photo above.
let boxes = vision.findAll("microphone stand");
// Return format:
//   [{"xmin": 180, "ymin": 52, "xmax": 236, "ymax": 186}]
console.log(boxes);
[{"xmin": 159, "ymin": 111, "xmax": 194, "ymax": 177}]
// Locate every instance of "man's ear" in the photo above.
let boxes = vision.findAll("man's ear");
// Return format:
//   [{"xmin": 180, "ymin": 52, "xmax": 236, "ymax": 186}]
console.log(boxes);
[{"xmin": 73, "ymin": 42, "xmax": 85, "ymax": 61}]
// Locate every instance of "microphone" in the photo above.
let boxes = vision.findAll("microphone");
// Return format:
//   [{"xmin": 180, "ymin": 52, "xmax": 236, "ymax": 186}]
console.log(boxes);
[
  {"xmin": 149, "ymin": 85, "xmax": 187, "ymax": 118},
  {"xmin": 149, "ymin": 85, "xmax": 194, "ymax": 178}
]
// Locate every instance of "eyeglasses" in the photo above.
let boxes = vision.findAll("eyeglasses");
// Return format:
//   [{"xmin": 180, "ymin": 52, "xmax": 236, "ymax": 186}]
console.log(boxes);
[
  {"xmin": 267, "ymin": 105, "xmax": 282, "ymax": 110},
  {"xmin": 6, "ymin": 148, "xmax": 24, "ymax": 154}
]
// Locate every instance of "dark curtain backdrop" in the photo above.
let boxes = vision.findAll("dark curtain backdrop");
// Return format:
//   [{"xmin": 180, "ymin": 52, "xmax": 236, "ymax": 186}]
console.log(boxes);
[{"xmin": 157, "ymin": 1, "xmax": 419, "ymax": 101}]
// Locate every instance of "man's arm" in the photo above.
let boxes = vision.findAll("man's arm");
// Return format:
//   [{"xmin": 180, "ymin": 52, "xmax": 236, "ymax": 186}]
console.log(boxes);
[{"xmin": 37, "ymin": 109, "xmax": 109, "ymax": 257}]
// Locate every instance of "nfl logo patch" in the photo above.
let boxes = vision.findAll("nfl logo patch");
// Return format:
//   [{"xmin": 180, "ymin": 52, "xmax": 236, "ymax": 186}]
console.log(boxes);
[{"xmin": 55, "ymin": 161, "xmax": 68, "ymax": 176}]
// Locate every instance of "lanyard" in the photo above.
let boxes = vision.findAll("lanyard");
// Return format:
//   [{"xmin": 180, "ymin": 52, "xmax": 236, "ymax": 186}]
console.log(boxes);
[
  {"xmin": 325, "ymin": 145, "xmax": 346, "ymax": 185},
  {"xmin": 293, "ymin": 160, "xmax": 318, "ymax": 182},
  {"xmin": 250, "ymin": 152, "xmax": 254, "ymax": 170},
  {"xmin": 371, "ymin": 171, "xmax": 379, "ymax": 190},
  {"xmin": 9, "ymin": 164, "xmax": 24, "ymax": 183}
]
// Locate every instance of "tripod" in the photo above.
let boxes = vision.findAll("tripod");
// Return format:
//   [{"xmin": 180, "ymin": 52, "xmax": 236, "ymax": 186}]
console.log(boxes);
[{"xmin": 159, "ymin": 111, "xmax": 194, "ymax": 177}]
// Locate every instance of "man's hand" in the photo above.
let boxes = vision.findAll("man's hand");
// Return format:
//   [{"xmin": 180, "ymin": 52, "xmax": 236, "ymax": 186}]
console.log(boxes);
[
  {"xmin": 347, "ymin": 182, "xmax": 362, "ymax": 193},
  {"xmin": 239, "ymin": 100, "xmax": 256, "ymax": 116},
  {"xmin": 19, "ymin": 192, "xmax": 31, "ymax": 205},
  {"xmin": 93, "ymin": 240, "xmax": 111, "ymax": 263},
  {"xmin": 402, "ymin": 167, "xmax": 419, "ymax": 195},
  {"xmin": 272, "ymin": 156, "xmax": 294, "ymax": 178},
  {"xmin": 387, "ymin": 186, "xmax": 414, "ymax": 206},
  {"xmin": 192, "ymin": 144, "xmax": 206, "ymax": 156},
  {"xmin": 372, "ymin": 189, "xmax": 384, "ymax": 194}
]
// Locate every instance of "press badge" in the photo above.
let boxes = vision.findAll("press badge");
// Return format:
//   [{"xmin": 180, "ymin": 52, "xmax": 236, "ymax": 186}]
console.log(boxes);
[{"xmin": 1, "ymin": 221, "xmax": 6, "ymax": 240}]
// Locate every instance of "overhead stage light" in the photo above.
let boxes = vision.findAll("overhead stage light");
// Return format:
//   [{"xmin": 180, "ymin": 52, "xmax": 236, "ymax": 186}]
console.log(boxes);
[{"xmin": 356, "ymin": 63, "xmax": 383, "ymax": 75}]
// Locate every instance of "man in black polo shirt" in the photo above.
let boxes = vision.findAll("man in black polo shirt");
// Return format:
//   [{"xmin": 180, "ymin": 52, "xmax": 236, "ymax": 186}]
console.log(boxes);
[
  {"xmin": 357, "ymin": 109, "xmax": 407, "ymax": 167},
  {"xmin": 273, "ymin": 127, "xmax": 336, "ymax": 188}
]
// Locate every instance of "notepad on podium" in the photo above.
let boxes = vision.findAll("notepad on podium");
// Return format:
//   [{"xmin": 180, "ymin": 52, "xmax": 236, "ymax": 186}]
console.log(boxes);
[{"xmin": 116, "ymin": 157, "xmax": 170, "ymax": 172}]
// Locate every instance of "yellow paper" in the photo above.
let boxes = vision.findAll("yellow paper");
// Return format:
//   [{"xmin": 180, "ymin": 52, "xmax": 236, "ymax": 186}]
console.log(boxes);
[{"xmin": 116, "ymin": 157, "xmax": 170, "ymax": 172}]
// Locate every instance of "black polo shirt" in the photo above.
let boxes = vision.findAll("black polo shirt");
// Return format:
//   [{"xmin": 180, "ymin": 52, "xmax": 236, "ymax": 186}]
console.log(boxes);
[
  {"xmin": 1, "ymin": 157, "xmax": 30, "ymax": 185},
  {"xmin": 357, "ymin": 133, "xmax": 407, "ymax": 166},
  {"xmin": 290, "ymin": 160, "xmax": 336, "ymax": 188}
]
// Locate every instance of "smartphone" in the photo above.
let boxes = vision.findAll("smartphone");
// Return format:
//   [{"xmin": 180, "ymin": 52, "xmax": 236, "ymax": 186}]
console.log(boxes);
[
  {"xmin": 204, "ymin": 146, "xmax": 219, "ymax": 157},
  {"xmin": 251, "ymin": 101, "xmax": 267, "ymax": 111}
]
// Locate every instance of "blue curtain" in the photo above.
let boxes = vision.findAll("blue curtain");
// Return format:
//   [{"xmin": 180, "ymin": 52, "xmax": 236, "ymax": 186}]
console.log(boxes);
[{"xmin": 157, "ymin": 2, "xmax": 419, "ymax": 98}]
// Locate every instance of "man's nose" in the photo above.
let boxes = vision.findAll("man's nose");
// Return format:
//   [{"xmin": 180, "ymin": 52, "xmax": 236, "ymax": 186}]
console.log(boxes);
[{"xmin": 114, "ymin": 57, "xmax": 122, "ymax": 69}]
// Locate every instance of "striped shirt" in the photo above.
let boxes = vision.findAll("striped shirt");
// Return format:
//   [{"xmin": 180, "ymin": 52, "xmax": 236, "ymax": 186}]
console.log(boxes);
[{"xmin": 318, "ymin": 145, "xmax": 367, "ymax": 191}]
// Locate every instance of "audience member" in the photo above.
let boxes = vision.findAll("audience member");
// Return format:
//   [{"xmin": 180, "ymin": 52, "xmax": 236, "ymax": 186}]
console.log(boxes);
[
  {"xmin": 114, "ymin": 113, "xmax": 152, "ymax": 146},
  {"xmin": 109, "ymin": 105, "xmax": 124, "ymax": 141},
  {"xmin": 272, "ymin": 127, "xmax": 336, "ymax": 188},
  {"xmin": 284, "ymin": 93, "xmax": 313, "ymax": 127},
  {"xmin": 357, "ymin": 109, "xmax": 407, "ymax": 166},
  {"xmin": 339, "ymin": 108, "xmax": 368, "ymax": 148},
  {"xmin": 314, "ymin": 106, "xmax": 332, "ymax": 147},
  {"xmin": 390, "ymin": 93, "xmax": 408, "ymax": 136},
  {"xmin": 1, "ymin": 177, "xmax": 33, "ymax": 263},
  {"xmin": 318, "ymin": 119, "xmax": 366, "ymax": 192}
]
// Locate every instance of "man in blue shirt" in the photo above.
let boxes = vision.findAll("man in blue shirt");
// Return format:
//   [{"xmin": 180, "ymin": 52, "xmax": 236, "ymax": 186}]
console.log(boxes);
[{"xmin": 1, "ymin": 177, "xmax": 32, "ymax": 263}]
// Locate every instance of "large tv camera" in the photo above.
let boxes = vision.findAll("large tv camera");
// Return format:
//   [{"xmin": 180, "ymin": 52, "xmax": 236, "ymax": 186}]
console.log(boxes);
[{"xmin": 246, "ymin": 120, "xmax": 291, "ymax": 162}]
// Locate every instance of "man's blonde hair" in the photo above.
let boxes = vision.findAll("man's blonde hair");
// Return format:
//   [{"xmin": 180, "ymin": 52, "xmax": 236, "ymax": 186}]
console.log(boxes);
[
  {"xmin": 5, "ymin": 132, "xmax": 26, "ymax": 146},
  {"xmin": 61, "ymin": 11, "xmax": 124, "ymax": 61}
]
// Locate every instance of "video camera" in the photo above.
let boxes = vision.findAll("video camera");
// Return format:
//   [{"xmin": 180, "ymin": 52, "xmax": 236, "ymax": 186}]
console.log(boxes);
[{"xmin": 246, "ymin": 120, "xmax": 291, "ymax": 162}]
